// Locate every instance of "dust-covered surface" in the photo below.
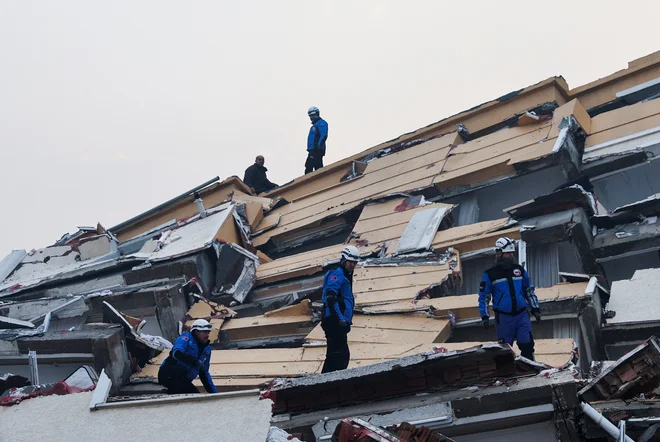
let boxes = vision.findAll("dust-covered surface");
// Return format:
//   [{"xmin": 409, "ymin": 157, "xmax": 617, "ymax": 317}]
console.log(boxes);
[
  {"xmin": 267, "ymin": 427, "xmax": 303, "ymax": 442},
  {"xmin": 0, "ymin": 391, "xmax": 272, "ymax": 442},
  {"xmin": 607, "ymin": 268, "xmax": 660, "ymax": 324}
]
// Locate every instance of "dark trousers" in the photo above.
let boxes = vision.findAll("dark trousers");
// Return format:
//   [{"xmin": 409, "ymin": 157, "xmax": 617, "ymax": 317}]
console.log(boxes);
[
  {"xmin": 321, "ymin": 319, "xmax": 350, "ymax": 373},
  {"xmin": 305, "ymin": 149, "xmax": 324, "ymax": 174},
  {"xmin": 158, "ymin": 359, "xmax": 199, "ymax": 394},
  {"xmin": 495, "ymin": 310, "xmax": 535, "ymax": 361}
]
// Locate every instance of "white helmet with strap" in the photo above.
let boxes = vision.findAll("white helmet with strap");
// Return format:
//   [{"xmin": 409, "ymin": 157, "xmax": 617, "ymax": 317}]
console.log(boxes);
[
  {"xmin": 190, "ymin": 318, "xmax": 213, "ymax": 332},
  {"xmin": 308, "ymin": 106, "xmax": 320, "ymax": 116},
  {"xmin": 494, "ymin": 237, "xmax": 516, "ymax": 253},
  {"xmin": 341, "ymin": 245, "xmax": 360, "ymax": 262}
]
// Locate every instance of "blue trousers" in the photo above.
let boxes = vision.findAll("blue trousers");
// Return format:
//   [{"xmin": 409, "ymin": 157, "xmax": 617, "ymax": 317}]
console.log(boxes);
[{"xmin": 495, "ymin": 309, "xmax": 535, "ymax": 360}]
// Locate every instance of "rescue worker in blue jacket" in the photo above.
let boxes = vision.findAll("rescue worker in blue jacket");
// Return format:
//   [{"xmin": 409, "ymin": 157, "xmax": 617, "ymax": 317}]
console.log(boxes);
[
  {"xmin": 158, "ymin": 319, "xmax": 218, "ymax": 394},
  {"xmin": 478, "ymin": 237, "xmax": 541, "ymax": 361},
  {"xmin": 321, "ymin": 245, "xmax": 359, "ymax": 373},
  {"xmin": 305, "ymin": 106, "xmax": 328, "ymax": 174}
]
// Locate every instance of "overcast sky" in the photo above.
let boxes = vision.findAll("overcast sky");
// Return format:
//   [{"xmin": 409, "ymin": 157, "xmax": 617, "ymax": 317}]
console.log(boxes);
[{"xmin": 1, "ymin": 1, "xmax": 659, "ymax": 257}]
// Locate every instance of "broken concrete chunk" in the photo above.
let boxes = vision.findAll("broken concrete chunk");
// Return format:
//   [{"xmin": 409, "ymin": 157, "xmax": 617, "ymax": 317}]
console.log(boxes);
[
  {"xmin": 579, "ymin": 336, "xmax": 660, "ymax": 402},
  {"xmin": 213, "ymin": 243, "xmax": 257, "ymax": 303},
  {"xmin": 186, "ymin": 297, "xmax": 237, "ymax": 320}
]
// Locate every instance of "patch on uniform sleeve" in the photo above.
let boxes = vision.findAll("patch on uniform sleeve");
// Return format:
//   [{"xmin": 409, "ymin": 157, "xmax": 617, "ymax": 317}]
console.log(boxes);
[
  {"xmin": 331, "ymin": 276, "xmax": 337, "ymax": 281},
  {"xmin": 182, "ymin": 336, "xmax": 189, "ymax": 341},
  {"xmin": 513, "ymin": 269, "xmax": 522, "ymax": 277},
  {"xmin": 479, "ymin": 281, "xmax": 486, "ymax": 291}
]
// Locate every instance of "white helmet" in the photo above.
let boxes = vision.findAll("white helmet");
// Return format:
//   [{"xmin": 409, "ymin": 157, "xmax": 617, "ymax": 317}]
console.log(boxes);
[
  {"xmin": 341, "ymin": 245, "xmax": 360, "ymax": 262},
  {"xmin": 494, "ymin": 237, "xmax": 516, "ymax": 253},
  {"xmin": 190, "ymin": 319, "xmax": 213, "ymax": 332},
  {"xmin": 308, "ymin": 106, "xmax": 320, "ymax": 116}
]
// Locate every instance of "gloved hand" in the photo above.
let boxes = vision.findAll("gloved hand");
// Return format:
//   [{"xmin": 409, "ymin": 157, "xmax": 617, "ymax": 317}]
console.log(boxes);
[
  {"xmin": 338, "ymin": 320, "xmax": 351, "ymax": 332},
  {"xmin": 481, "ymin": 316, "xmax": 489, "ymax": 329},
  {"xmin": 532, "ymin": 308, "xmax": 541, "ymax": 323}
]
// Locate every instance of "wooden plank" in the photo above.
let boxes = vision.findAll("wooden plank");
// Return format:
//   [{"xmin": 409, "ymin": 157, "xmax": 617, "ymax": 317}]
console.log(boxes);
[
  {"xmin": 353, "ymin": 268, "xmax": 452, "ymax": 294},
  {"xmin": 432, "ymin": 226, "xmax": 520, "ymax": 253},
  {"xmin": 264, "ymin": 300, "xmax": 313, "ymax": 317},
  {"xmin": 231, "ymin": 191, "xmax": 273, "ymax": 211},
  {"xmin": 252, "ymin": 212, "xmax": 280, "ymax": 237},
  {"xmin": 209, "ymin": 361, "xmax": 322, "ymax": 377},
  {"xmin": 434, "ymin": 158, "xmax": 516, "ymax": 189},
  {"xmin": 445, "ymin": 125, "xmax": 552, "ymax": 170},
  {"xmin": 355, "ymin": 287, "xmax": 434, "ymax": 305},
  {"xmin": 550, "ymin": 99, "xmax": 591, "ymax": 135},
  {"xmin": 362, "ymin": 135, "xmax": 456, "ymax": 173},
  {"xmin": 210, "ymin": 348, "xmax": 304, "ymax": 364},
  {"xmin": 351, "ymin": 314, "xmax": 450, "ymax": 332},
  {"xmin": 257, "ymin": 244, "xmax": 344, "ymax": 273},
  {"xmin": 301, "ymin": 343, "xmax": 425, "ymax": 361},
  {"xmin": 256, "ymin": 244, "xmax": 380, "ymax": 285},
  {"xmin": 589, "ymin": 97, "xmax": 660, "ymax": 135},
  {"xmin": 507, "ymin": 139, "xmax": 558, "ymax": 164},
  {"xmin": 221, "ymin": 315, "xmax": 313, "ymax": 331},
  {"xmin": 431, "ymin": 219, "xmax": 509, "ymax": 244},
  {"xmin": 353, "ymin": 205, "xmax": 432, "ymax": 235},
  {"xmin": 354, "ymin": 265, "xmax": 447, "ymax": 281},
  {"xmin": 306, "ymin": 325, "xmax": 446, "ymax": 345},
  {"xmin": 585, "ymin": 113, "xmax": 660, "ymax": 148},
  {"xmin": 305, "ymin": 315, "xmax": 451, "ymax": 345},
  {"xmin": 352, "ymin": 203, "xmax": 455, "ymax": 247},
  {"xmin": 354, "ymin": 198, "xmax": 410, "ymax": 221},
  {"xmin": 361, "ymin": 296, "xmax": 490, "ymax": 320},
  {"xmin": 219, "ymin": 315, "xmax": 315, "ymax": 342},
  {"xmin": 452, "ymin": 121, "xmax": 553, "ymax": 155},
  {"xmin": 242, "ymin": 201, "xmax": 264, "ymax": 230},
  {"xmin": 257, "ymin": 250, "xmax": 273, "ymax": 263},
  {"xmin": 536, "ymin": 282, "xmax": 588, "ymax": 301}
]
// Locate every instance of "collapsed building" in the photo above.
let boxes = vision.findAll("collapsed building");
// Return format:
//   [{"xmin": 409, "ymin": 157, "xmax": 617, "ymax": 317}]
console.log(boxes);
[{"xmin": 4, "ymin": 50, "xmax": 660, "ymax": 441}]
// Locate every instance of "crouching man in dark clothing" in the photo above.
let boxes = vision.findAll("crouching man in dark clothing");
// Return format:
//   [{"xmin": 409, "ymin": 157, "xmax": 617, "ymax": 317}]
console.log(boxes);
[
  {"xmin": 478, "ymin": 237, "xmax": 541, "ymax": 361},
  {"xmin": 158, "ymin": 319, "xmax": 218, "ymax": 394},
  {"xmin": 243, "ymin": 155, "xmax": 278, "ymax": 195},
  {"xmin": 321, "ymin": 245, "xmax": 359, "ymax": 373}
]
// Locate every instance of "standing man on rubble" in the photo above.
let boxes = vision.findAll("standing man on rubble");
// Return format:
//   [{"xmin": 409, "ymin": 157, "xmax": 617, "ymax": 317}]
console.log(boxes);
[
  {"xmin": 305, "ymin": 106, "xmax": 328, "ymax": 174},
  {"xmin": 158, "ymin": 319, "xmax": 218, "ymax": 394},
  {"xmin": 321, "ymin": 245, "xmax": 359, "ymax": 373},
  {"xmin": 243, "ymin": 155, "xmax": 278, "ymax": 195},
  {"xmin": 478, "ymin": 237, "xmax": 541, "ymax": 361}
]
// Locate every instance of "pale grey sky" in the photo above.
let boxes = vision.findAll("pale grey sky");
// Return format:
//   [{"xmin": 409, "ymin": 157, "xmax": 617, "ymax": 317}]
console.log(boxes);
[{"xmin": 1, "ymin": 1, "xmax": 659, "ymax": 257}]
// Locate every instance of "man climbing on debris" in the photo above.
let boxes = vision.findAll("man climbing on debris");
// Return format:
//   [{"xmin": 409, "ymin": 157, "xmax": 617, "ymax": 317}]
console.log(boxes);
[
  {"xmin": 321, "ymin": 245, "xmax": 359, "ymax": 373},
  {"xmin": 243, "ymin": 155, "xmax": 278, "ymax": 195},
  {"xmin": 478, "ymin": 237, "xmax": 541, "ymax": 361},
  {"xmin": 158, "ymin": 319, "xmax": 218, "ymax": 394},
  {"xmin": 305, "ymin": 106, "xmax": 328, "ymax": 174}
]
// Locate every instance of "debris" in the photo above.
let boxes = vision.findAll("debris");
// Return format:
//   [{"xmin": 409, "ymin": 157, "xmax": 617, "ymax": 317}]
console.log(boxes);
[{"xmin": 579, "ymin": 337, "xmax": 660, "ymax": 402}]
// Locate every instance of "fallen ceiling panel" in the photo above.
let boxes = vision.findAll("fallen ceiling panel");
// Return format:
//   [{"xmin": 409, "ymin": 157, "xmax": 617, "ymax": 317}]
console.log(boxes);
[{"xmin": 395, "ymin": 207, "xmax": 451, "ymax": 254}]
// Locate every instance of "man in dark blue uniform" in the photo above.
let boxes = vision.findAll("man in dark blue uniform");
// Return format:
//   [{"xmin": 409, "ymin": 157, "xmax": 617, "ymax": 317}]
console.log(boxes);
[
  {"xmin": 321, "ymin": 245, "xmax": 359, "ymax": 373},
  {"xmin": 478, "ymin": 237, "xmax": 541, "ymax": 361},
  {"xmin": 158, "ymin": 319, "xmax": 218, "ymax": 394},
  {"xmin": 305, "ymin": 106, "xmax": 328, "ymax": 174}
]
